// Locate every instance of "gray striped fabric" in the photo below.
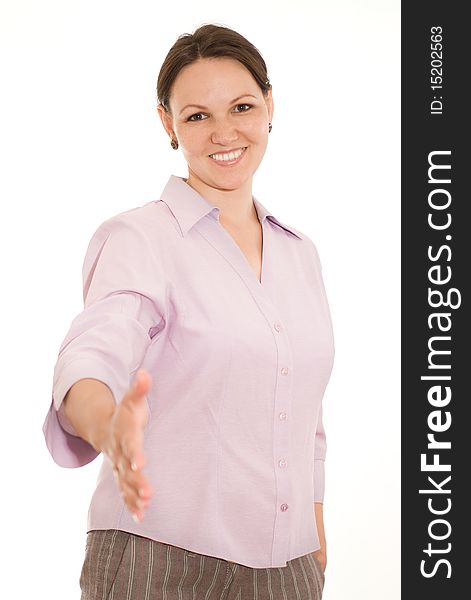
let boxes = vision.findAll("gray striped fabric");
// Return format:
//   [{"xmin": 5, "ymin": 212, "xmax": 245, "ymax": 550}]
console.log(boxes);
[{"xmin": 80, "ymin": 530, "xmax": 325, "ymax": 600}]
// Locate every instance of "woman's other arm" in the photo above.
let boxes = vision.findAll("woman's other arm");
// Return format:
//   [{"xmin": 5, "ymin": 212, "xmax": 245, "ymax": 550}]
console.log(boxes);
[{"xmin": 313, "ymin": 502, "xmax": 327, "ymax": 573}]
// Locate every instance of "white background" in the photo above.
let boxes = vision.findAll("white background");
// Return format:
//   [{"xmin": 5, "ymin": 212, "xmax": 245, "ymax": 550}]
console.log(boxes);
[{"xmin": 0, "ymin": 1, "xmax": 400, "ymax": 598}]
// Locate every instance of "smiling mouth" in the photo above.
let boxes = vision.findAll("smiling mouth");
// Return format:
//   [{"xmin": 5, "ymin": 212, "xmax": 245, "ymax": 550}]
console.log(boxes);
[{"xmin": 208, "ymin": 147, "xmax": 247, "ymax": 162}]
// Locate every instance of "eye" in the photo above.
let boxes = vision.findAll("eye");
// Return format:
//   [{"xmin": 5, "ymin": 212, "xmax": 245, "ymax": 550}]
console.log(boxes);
[
  {"xmin": 234, "ymin": 103, "xmax": 252, "ymax": 113},
  {"xmin": 187, "ymin": 112, "xmax": 207, "ymax": 122}
]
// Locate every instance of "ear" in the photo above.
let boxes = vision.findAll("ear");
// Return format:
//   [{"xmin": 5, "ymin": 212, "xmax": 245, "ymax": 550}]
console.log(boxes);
[
  {"xmin": 265, "ymin": 88, "xmax": 274, "ymax": 123},
  {"xmin": 157, "ymin": 104, "xmax": 176, "ymax": 140}
]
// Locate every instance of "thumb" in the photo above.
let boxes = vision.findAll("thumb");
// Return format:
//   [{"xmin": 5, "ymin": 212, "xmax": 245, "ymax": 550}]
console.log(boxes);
[{"xmin": 130, "ymin": 368, "xmax": 152, "ymax": 398}]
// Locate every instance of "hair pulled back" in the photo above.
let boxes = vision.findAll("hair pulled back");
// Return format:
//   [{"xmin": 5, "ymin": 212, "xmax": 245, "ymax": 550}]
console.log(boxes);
[{"xmin": 157, "ymin": 24, "xmax": 272, "ymax": 113}]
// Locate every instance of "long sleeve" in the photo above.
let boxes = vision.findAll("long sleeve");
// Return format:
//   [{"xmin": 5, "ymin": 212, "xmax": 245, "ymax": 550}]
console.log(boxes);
[
  {"xmin": 312, "ymin": 404, "xmax": 327, "ymax": 503},
  {"xmin": 307, "ymin": 239, "xmax": 332, "ymax": 505},
  {"xmin": 42, "ymin": 215, "xmax": 167, "ymax": 468}
]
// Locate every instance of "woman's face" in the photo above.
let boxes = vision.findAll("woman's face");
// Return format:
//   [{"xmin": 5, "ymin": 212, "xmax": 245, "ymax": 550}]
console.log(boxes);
[{"xmin": 159, "ymin": 57, "xmax": 273, "ymax": 193}]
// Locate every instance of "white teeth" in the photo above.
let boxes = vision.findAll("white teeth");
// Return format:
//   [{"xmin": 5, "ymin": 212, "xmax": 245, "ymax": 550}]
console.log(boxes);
[{"xmin": 210, "ymin": 147, "xmax": 246, "ymax": 162}]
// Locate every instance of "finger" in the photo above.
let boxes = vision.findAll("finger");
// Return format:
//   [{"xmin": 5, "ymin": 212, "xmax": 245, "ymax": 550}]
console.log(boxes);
[
  {"xmin": 119, "ymin": 481, "xmax": 149, "ymax": 519},
  {"xmin": 118, "ymin": 459, "xmax": 152, "ymax": 496},
  {"xmin": 118, "ymin": 471, "xmax": 153, "ymax": 513},
  {"xmin": 113, "ymin": 456, "xmax": 153, "ymax": 498},
  {"xmin": 119, "ymin": 477, "xmax": 150, "ymax": 507},
  {"xmin": 130, "ymin": 447, "xmax": 147, "ymax": 473},
  {"xmin": 120, "ymin": 430, "xmax": 147, "ymax": 473},
  {"xmin": 114, "ymin": 451, "xmax": 153, "ymax": 499}
]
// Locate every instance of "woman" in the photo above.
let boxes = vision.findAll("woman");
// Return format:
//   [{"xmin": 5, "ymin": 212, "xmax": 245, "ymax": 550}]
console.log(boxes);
[{"xmin": 42, "ymin": 23, "xmax": 334, "ymax": 600}]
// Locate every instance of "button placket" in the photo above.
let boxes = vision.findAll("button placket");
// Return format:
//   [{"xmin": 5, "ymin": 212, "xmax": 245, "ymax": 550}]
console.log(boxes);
[
  {"xmin": 197, "ymin": 216, "xmax": 295, "ymax": 565},
  {"xmin": 270, "ymin": 314, "xmax": 294, "ymax": 565}
]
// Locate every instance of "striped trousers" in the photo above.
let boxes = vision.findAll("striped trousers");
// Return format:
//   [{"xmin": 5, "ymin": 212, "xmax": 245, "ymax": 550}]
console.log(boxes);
[{"xmin": 80, "ymin": 529, "xmax": 325, "ymax": 600}]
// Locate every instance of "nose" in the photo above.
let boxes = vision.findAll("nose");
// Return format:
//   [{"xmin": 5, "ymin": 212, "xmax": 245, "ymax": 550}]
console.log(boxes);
[{"xmin": 210, "ymin": 117, "xmax": 239, "ymax": 146}]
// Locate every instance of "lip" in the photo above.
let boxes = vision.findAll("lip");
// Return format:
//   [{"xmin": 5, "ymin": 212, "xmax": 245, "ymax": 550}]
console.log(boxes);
[
  {"xmin": 208, "ymin": 146, "xmax": 246, "ymax": 156},
  {"xmin": 208, "ymin": 146, "xmax": 247, "ymax": 166}
]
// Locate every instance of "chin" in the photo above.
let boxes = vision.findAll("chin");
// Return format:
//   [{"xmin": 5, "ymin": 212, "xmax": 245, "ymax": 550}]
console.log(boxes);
[
  {"xmin": 212, "ymin": 171, "xmax": 254, "ymax": 190},
  {"xmin": 188, "ymin": 153, "xmax": 261, "ymax": 188}
]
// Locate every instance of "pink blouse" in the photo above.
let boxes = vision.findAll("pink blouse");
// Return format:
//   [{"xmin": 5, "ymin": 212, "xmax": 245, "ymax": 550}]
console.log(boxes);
[{"xmin": 42, "ymin": 174, "xmax": 335, "ymax": 568}]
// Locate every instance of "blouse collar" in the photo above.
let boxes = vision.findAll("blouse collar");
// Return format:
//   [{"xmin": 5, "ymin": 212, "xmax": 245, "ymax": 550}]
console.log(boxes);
[{"xmin": 160, "ymin": 175, "xmax": 304, "ymax": 240}]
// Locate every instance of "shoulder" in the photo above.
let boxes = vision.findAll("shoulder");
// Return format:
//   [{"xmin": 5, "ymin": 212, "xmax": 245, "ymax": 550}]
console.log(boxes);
[
  {"xmin": 98, "ymin": 200, "xmax": 169, "ymax": 232},
  {"xmin": 277, "ymin": 221, "xmax": 324, "ymax": 272},
  {"xmin": 87, "ymin": 200, "xmax": 177, "ymax": 249},
  {"xmin": 81, "ymin": 203, "xmax": 172, "ymax": 294},
  {"xmin": 274, "ymin": 219, "xmax": 321, "ymax": 255}
]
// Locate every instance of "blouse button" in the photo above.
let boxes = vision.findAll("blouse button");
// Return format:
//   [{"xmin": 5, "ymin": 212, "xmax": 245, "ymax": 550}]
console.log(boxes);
[
  {"xmin": 281, "ymin": 367, "xmax": 289, "ymax": 376},
  {"xmin": 278, "ymin": 459, "xmax": 287, "ymax": 468},
  {"xmin": 274, "ymin": 322, "xmax": 282, "ymax": 332},
  {"xmin": 279, "ymin": 412, "xmax": 287, "ymax": 420},
  {"xmin": 280, "ymin": 503, "xmax": 289, "ymax": 512}
]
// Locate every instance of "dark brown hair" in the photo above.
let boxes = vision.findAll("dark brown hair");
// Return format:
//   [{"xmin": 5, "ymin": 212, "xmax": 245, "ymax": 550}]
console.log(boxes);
[{"xmin": 157, "ymin": 23, "xmax": 272, "ymax": 113}]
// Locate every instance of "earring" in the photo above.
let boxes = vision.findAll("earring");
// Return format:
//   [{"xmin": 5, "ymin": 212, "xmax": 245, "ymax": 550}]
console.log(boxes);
[
  {"xmin": 268, "ymin": 122, "xmax": 272, "ymax": 133},
  {"xmin": 170, "ymin": 138, "xmax": 179, "ymax": 150}
]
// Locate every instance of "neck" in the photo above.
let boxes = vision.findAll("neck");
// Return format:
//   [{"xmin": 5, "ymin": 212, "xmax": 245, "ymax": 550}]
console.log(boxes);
[{"xmin": 185, "ymin": 170, "xmax": 258, "ymax": 228}]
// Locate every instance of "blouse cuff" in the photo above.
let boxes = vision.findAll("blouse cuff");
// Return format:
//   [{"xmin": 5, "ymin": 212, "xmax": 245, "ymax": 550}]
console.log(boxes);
[
  {"xmin": 313, "ymin": 458, "xmax": 325, "ymax": 503},
  {"xmin": 42, "ymin": 357, "xmax": 126, "ymax": 468}
]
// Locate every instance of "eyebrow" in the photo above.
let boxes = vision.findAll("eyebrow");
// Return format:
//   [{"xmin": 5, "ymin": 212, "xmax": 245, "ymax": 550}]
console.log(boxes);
[{"xmin": 179, "ymin": 94, "xmax": 258, "ymax": 116}]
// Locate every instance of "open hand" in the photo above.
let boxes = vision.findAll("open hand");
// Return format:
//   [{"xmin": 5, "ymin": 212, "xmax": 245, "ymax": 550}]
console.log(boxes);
[{"xmin": 101, "ymin": 369, "xmax": 154, "ymax": 522}]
